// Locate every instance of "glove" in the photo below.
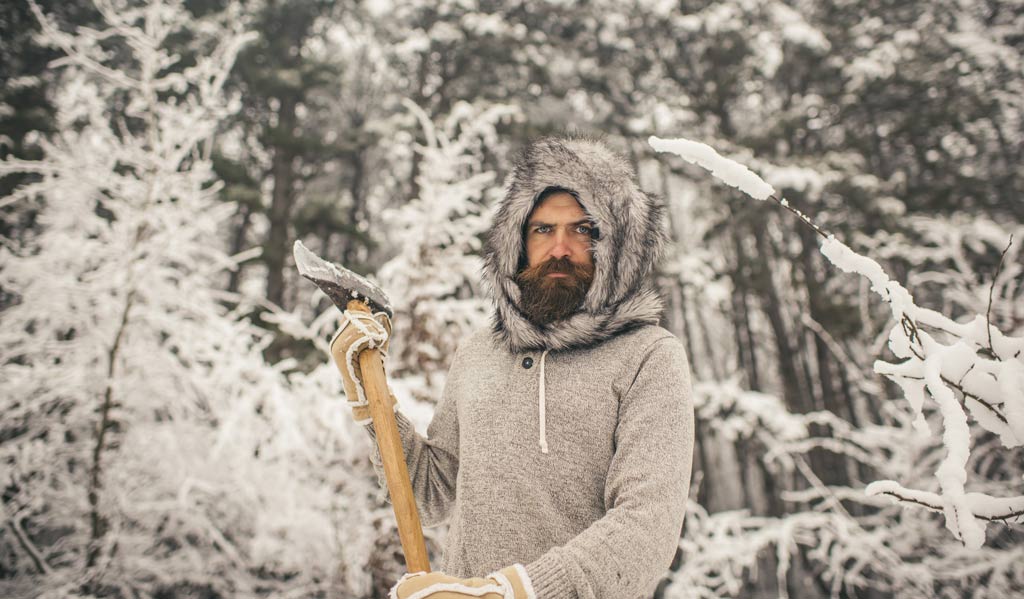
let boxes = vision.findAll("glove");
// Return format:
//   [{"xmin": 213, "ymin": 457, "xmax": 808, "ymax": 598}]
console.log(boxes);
[
  {"xmin": 390, "ymin": 565, "xmax": 534, "ymax": 599},
  {"xmin": 329, "ymin": 309, "xmax": 396, "ymax": 425}
]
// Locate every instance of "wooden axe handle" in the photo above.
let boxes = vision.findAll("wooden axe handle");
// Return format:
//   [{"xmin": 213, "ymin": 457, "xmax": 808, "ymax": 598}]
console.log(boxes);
[{"xmin": 347, "ymin": 300, "xmax": 431, "ymax": 574}]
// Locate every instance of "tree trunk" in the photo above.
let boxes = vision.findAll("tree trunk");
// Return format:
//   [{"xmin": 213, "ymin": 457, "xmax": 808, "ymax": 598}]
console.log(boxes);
[
  {"xmin": 730, "ymin": 228, "xmax": 762, "ymax": 391},
  {"xmin": 342, "ymin": 147, "xmax": 366, "ymax": 266},
  {"xmin": 264, "ymin": 95, "xmax": 298, "ymax": 309},
  {"xmin": 86, "ymin": 289, "xmax": 135, "ymax": 570},
  {"xmin": 227, "ymin": 202, "xmax": 253, "ymax": 294},
  {"xmin": 797, "ymin": 224, "xmax": 852, "ymax": 487},
  {"xmin": 750, "ymin": 222, "xmax": 812, "ymax": 414}
]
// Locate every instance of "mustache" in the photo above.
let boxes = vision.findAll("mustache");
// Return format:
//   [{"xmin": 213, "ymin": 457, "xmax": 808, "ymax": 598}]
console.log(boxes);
[{"xmin": 517, "ymin": 256, "xmax": 595, "ymax": 282}]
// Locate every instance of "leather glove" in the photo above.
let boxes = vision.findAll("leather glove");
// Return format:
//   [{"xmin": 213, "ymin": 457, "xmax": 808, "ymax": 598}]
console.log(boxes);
[
  {"xmin": 390, "ymin": 565, "xmax": 534, "ymax": 599},
  {"xmin": 329, "ymin": 309, "xmax": 396, "ymax": 425}
]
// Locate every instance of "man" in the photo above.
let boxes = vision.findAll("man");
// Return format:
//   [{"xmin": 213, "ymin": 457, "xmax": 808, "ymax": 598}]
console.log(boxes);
[{"xmin": 331, "ymin": 137, "xmax": 694, "ymax": 599}]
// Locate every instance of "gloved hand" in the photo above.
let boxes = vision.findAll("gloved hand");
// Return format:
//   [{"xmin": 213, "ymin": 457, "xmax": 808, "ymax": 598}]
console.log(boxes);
[
  {"xmin": 391, "ymin": 565, "xmax": 534, "ymax": 599},
  {"xmin": 329, "ymin": 309, "xmax": 396, "ymax": 425}
]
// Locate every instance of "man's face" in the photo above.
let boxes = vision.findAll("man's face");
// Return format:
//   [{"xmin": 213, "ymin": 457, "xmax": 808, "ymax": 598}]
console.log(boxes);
[
  {"xmin": 523, "ymin": 191, "xmax": 595, "ymax": 270},
  {"xmin": 514, "ymin": 191, "xmax": 596, "ymax": 326}
]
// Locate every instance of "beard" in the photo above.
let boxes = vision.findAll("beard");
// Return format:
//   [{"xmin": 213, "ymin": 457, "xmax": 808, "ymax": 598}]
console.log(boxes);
[{"xmin": 514, "ymin": 256, "xmax": 595, "ymax": 326}]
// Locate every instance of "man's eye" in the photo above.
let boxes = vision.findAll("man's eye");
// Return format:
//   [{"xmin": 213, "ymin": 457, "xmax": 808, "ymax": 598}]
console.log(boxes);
[
  {"xmin": 534, "ymin": 225, "xmax": 551, "ymax": 234},
  {"xmin": 575, "ymin": 225, "xmax": 592, "ymax": 235}
]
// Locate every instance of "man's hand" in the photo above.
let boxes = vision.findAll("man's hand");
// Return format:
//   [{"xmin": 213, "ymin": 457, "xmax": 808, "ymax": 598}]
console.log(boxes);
[
  {"xmin": 391, "ymin": 565, "xmax": 534, "ymax": 599},
  {"xmin": 329, "ymin": 309, "xmax": 396, "ymax": 424}
]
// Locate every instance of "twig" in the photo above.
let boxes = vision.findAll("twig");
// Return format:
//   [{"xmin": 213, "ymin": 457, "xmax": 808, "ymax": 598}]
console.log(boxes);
[
  {"xmin": 87, "ymin": 288, "xmax": 136, "ymax": 568},
  {"xmin": 875, "ymin": 490, "xmax": 1024, "ymax": 522},
  {"xmin": 986, "ymin": 235, "xmax": 1013, "ymax": 354},
  {"xmin": 881, "ymin": 372, "xmax": 1008, "ymax": 425},
  {"xmin": 768, "ymin": 194, "xmax": 831, "ymax": 239},
  {"xmin": 940, "ymin": 373, "xmax": 1007, "ymax": 424},
  {"xmin": 7, "ymin": 515, "xmax": 53, "ymax": 575}
]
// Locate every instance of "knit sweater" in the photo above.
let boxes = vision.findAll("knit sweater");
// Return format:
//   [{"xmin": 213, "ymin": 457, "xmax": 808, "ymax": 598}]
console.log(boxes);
[{"xmin": 368, "ymin": 323, "xmax": 693, "ymax": 598}]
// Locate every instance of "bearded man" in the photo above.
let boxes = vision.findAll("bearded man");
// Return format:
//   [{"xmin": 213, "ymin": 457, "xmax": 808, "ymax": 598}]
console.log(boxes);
[{"xmin": 331, "ymin": 137, "xmax": 694, "ymax": 599}]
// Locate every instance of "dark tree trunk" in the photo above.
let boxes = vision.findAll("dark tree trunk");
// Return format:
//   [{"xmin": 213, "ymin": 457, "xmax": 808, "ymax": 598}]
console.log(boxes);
[
  {"xmin": 342, "ymin": 147, "xmax": 366, "ymax": 266},
  {"xmin": 227, "ymin": 202, "xmax": 253, "ymax": 294},
  {"xmin": 730, "ymin": 228, "xmax": 762, "ymax": 391},
  {"xmin": 676, "ymin": 283, "xmax": 701, "ymax": 380},
  {"xmin": 264, "ymin": 96, "xmax": 298, "ymax": 308},
  {"xmin": 796, "ymin": 224, "xmax": 852, "ymax": 487},
  {"xmin": 750, "ymin": 222, "xmax": 812, "ymax": 414}
]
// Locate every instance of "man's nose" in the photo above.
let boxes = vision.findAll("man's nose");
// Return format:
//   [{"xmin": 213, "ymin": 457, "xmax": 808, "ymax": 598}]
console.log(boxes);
[{"xmin": 549, "ymin": 230, "xmax": 572, "ymax": 259}]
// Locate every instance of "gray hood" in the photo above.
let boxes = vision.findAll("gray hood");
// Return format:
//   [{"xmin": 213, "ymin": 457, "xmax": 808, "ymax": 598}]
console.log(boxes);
[{"xmin": 482, "ymin": 137, "xmax": 668, "ymax": 353}]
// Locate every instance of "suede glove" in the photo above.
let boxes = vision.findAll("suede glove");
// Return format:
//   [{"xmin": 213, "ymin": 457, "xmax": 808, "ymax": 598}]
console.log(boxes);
[
  {"xmin": 390, "ymin": 565, "xmax": 535, "ymax": 599},
  {"xmin": 329, "ymin": 309, "xmax": 396, "ymax": 425}
]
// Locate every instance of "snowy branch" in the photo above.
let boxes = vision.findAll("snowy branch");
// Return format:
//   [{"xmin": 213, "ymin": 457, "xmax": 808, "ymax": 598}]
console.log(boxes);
[
  {"xmin": 866, "ymin": 481, "xmax": 1024, "ymax": 523},
  {"xmin": 652, "ymin": 135, "xmax": 1024, "ymax": 550}
]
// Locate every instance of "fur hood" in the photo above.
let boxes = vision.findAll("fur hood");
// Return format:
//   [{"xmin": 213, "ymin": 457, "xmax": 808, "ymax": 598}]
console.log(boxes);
[{"xmin": 482, "ymin": 137, "xmax": 668, "ymax": 353}]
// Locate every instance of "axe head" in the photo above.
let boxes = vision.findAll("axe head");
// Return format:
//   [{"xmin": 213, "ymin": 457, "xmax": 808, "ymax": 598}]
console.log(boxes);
[{"xmin": 293, "ymin": 240, "xmax": 393, "ymax": 318}]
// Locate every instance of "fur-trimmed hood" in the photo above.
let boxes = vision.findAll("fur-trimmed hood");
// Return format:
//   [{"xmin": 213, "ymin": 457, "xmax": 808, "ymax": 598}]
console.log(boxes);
[{"xmin": 483, "ymin": 137, "xmax": 668, "ymax": 353}]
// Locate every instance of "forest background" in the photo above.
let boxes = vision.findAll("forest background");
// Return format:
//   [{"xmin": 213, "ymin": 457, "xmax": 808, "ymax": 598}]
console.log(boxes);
[{"xmin": 1, "ymin": 0, "xmax": 1022, "ymax": 598}]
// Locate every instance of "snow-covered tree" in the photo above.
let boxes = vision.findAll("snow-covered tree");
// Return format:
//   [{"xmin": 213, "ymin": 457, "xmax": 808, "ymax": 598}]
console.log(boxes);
[
  {"xmin": 654, "ymin": 135, "xmax": 1024, "ymax": 597},
  {"xmin": 0, "ymin": 2, "xmax": 382, "ymax": 596},
  {"xmin": 376, "ymin": 99, "xmax": 520, "ymax": 391}
]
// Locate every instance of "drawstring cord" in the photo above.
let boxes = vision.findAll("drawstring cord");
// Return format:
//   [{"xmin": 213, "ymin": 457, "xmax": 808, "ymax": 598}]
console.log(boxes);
[{"xmin": 538, "ymin": 349, "xmax": 551, "ymax": 454}]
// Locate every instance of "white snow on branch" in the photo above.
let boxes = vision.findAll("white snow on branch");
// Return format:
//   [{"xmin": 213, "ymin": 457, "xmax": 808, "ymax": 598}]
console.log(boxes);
[
  {"xmin": 867, "ymin": 481, "xmax": 1024, "ymax": 523},
  {"xmin": 649, "ymin": 136, "xmax": 776, "ymax": 200}
]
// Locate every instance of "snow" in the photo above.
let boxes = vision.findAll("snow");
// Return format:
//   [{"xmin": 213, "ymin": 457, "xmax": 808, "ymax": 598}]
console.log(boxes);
[
  {"xmin": 771, "ymin": 3, "xmax": 831, "ymax": 51},
  {"xmin": 819, "ymin": 235, "xmax": 892, "ymax": 297},
  {"xmin": 648, "ymin": 136, "xmax": 776, "ymax": 200},
  {"xmin": 694, "ymin": 380, "xmax": 807, "ymax": 443}
]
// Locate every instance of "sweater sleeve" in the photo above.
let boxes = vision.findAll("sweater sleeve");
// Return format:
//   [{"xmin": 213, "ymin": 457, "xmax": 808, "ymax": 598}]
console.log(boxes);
[
  {"xmin": 364, "ymin": 354, "xmax": 461, "ymax": 528},
  {"xmin": 524, "ymin": 336, "xmax": 695, "ymax": 599}
]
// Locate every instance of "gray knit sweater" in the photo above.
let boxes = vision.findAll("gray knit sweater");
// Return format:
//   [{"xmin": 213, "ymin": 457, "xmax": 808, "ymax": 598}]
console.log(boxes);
[
  {"xmin": 368, "ymin": 324, "xmax": 693, "ymax": 598},
  {"xmin": 368, "ymin": 137, "xmax": 694, "ymax": 598}
]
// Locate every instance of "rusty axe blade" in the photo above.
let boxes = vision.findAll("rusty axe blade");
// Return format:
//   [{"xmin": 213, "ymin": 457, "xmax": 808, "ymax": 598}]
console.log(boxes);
[{"xmin": 292, "ymin": 240, "xmax": 393, "ymax": 317}]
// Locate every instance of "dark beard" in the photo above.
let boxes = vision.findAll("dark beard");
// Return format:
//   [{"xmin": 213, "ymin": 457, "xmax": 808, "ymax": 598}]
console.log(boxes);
[{"xmin": 514, "ymin": 256, "xmax": 595, "ymax": 326}]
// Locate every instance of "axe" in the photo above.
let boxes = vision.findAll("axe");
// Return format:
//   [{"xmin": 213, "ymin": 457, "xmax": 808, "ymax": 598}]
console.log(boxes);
[{"xmin": 293, "ymin": 240, "xmax": 430, "ymax": 574}]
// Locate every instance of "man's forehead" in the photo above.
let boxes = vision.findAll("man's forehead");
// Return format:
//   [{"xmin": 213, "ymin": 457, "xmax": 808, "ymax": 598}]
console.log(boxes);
[{"xmin": 528, "ymin": 190, "xmax": 589, "ymax": 220}]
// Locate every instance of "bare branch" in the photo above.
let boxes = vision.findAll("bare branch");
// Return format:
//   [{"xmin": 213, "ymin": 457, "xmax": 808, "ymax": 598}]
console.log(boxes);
[
  {"xmin": 768, "ymin": 194, "xmax": 831, "ymax": 239},
  {"xmin": 877, "ymin": 371, "xmax": 1008, "ymax": 425},
  {"xmin": 986, "ymin": 235, "xmax": 1013, "ymax": 354},
  {"xmin": 7, "ymin": 515, "xmax": 53, "ymax": 575},
  {"xmin": 874, "ymin": 490, "xmax": 1024, "ymax": 523}
]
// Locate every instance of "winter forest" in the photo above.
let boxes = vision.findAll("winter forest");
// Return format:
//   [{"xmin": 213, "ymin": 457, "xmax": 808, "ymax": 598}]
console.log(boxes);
[{"xmin": 1, "ymin": 0, "xmax": 1022, "ymax": 597}]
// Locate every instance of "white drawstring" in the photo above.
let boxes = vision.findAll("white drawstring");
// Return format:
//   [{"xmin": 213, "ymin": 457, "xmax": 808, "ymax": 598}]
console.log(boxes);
[{"xmin": 538, "ymin": 349, "xmax": 551, "ymax": 454}]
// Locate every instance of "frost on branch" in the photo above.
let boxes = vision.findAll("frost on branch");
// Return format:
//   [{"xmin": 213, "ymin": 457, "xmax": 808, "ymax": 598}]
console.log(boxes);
[{"xmin": 651, "ymin": 135, "xmax": 1024, "ymax": 550}]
